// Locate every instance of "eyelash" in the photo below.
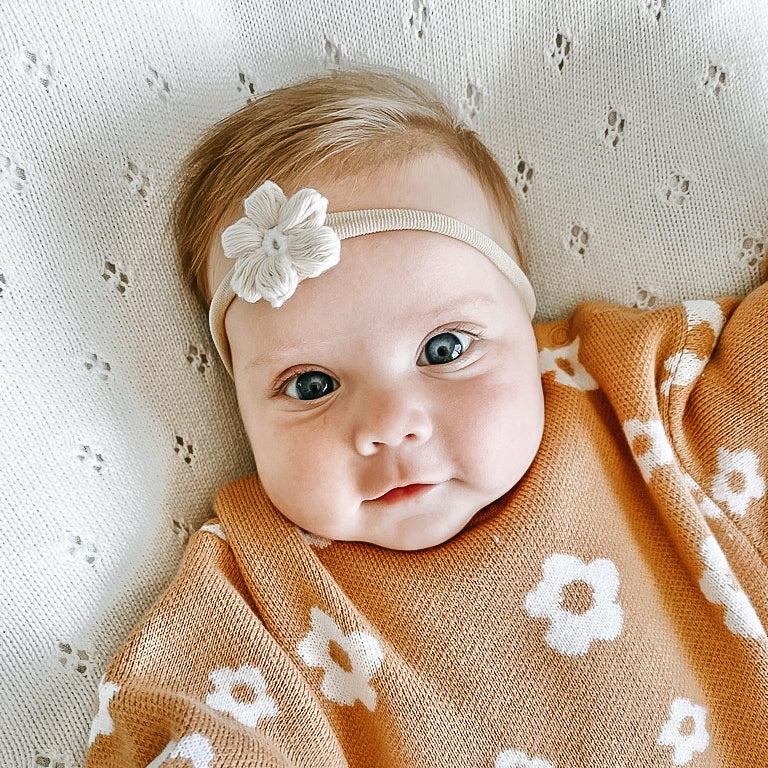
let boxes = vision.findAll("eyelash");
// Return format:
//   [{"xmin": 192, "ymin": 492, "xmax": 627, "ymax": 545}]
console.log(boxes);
[
  {"xmin": 270, "ymin": 323, "xmax": 484, "ymax": 398},
  {"xmin": 271, "ymin": 364, "xmax": 323, "ymax": 398}
]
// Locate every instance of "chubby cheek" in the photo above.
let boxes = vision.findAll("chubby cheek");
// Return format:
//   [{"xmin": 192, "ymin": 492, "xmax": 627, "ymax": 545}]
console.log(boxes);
[
  {"xmin": 448, "ymin": 367, "xmax": 544, "ymax": 495},
  {"xmin": 249, "ymin": 419, "xmax": 353, "ymax": 535}
]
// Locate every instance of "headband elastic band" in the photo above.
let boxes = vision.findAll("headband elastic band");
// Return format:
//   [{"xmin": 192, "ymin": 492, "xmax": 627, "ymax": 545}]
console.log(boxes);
[{"xmin": 209, "ymin": 195, "xmax": 536, "ymax": 378}]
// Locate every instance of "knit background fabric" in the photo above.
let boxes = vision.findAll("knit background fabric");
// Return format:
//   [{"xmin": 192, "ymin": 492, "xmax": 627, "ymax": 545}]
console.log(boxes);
[{"xmin": 1, "ymin": 0, "xmax": 766, "ymax": 765}]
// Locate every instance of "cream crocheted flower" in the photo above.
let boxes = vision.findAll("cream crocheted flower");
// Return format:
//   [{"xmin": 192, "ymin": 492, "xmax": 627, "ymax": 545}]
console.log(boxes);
[
  {"xmin": 495, "ymin": 749, "xmax": 555, "ymax": 768},
  {"xmin": 622, "ymin": 417, "xmax": 675, "ymax": 483},
  {"xmin": 221, "ymin": 180, "xmax": 341, "ymax": 307}
]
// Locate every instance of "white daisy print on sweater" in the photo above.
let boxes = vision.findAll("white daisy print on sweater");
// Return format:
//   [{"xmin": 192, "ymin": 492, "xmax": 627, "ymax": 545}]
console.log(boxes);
[
  {"xmin": 623, "ymin": 418, "xmax": 675, "ymax": 482},
  {"xmin": 297, "ymin": 606, "xmax": 383, "ymax": 710},
  {"xmin": 538, "ymin": 337, "xmax": 598, "ymax": 391},
  {"xmin": 206, "ymin": 664, "xmax": 279, "ymax": 726},
  {"xmin": 199, "ymin": 521, "xmax": 227, "ymax": 541},
  {"xmin": 699, "ymin": 536, "xmax": 766, "ymax": 639},
  {"xmin": 657, "ymin": 697, "xmax": 709, "ymax": 765},
  {"xmin": 525, "ymin": 554, "xmax": 623, "ymax": 656},
  {"xmin": 147, "ymin": 733, "xmax": 214, "ymax": 768},
  {"xmin": 710, "ymin": 447, "xmax": 765, "ymax": 517},
  {"xmin": 88, "ymin": 676, "xmax": 120, "ymax": 745},
  {"xmin": 682, "ymin": 474, "xmax": 723, "ymax": 520},
  {"xmin": 683, "ymin": 299, "xmax": 724, "ymax": 336},
  {"xmin": 495, "ymin": 748, "xmax": 555, "ymax": 768},
  {"xmin": 495, "ymin": 749, "xmax": 555, "ymax": 768},
  {"xmin": 660, "ymin": 301, "xmax": 724, "ymax": 396},
  {"xmin": 660, "ymin": 350, "xmax": 706, "ymax": 396}
]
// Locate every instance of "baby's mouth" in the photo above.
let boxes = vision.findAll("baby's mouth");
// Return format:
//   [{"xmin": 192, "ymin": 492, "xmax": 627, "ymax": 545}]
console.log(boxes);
[{"xmin": 370, "ymin": 484, "xmax": 435, "ymax": 504}]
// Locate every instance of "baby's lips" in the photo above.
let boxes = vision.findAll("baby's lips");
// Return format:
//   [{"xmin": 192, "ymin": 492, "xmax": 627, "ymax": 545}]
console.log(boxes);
[{"xmin": 367, "ymin": 483, "xmax": 437, "ymax": 503}]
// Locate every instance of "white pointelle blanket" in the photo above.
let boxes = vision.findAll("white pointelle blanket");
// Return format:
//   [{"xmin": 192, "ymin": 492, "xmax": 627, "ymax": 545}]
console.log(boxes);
[{"xmin": 1, "ymin": 0, "xmax": 766, "ymax": 765}]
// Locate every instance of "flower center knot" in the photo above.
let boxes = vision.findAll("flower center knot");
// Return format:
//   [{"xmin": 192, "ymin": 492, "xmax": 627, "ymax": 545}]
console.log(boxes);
[{"xmin": 263, "ymin": 226, "xmax": 288, "ymax": 259}]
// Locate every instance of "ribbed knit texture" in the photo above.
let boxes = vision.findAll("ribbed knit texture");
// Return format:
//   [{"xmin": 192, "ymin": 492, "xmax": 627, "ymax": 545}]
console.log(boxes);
[
  {"xmin": 2, "ymin": 1, "xmax": 767, "ymax": 765},
  {"xmin": 87, "ymin": 285, "xmax": 767, "ymax": 766}
]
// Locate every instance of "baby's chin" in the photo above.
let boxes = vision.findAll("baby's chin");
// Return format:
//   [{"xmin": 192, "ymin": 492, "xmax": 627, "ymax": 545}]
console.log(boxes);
[{"xmin": 304, "ymin": 501, "xmax": 489, "ymax": 551}]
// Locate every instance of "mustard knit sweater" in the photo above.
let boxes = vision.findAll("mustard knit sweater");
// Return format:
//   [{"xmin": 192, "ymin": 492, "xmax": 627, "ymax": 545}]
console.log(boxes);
[{"xmin": 87, "ymin": 285, "xmax": 768, "ymax": 767}]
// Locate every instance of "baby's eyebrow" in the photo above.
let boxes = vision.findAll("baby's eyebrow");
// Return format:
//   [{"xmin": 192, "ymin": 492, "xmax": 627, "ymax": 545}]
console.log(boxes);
[
  {"xmin": 413, "ymin": 293, "xmax": 497, "ymax": 320},
  {"xmin": 243, "ymin": 334, "xmax": 348, "ymax": 373},
  {"xmin": 242, "ymin": 293, "xmax": 498, "ymax": 373},
  {"xmin": 244, "ymin": 344, "xmax": 321, "ymax": 372}
]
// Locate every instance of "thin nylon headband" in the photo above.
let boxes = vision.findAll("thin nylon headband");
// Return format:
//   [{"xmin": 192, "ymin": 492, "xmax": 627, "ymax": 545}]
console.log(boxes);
[{"xmin": 209, "ymin": 207, "xmax": 536, "ymax": 377}]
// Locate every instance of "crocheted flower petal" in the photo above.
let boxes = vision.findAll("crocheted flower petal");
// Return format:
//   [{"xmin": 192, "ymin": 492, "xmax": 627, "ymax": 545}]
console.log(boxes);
[
  {"xmin": 221, "ymin": 217, "xmax": 265, "ymax": 263},
  {"xmin": 279, "ymin": 187, "xmax": 329, "ymax": 230},
  {"xmin": 286, "ymin": 227, "xmax": 341, "ymax": 278},
  {"xmin": 229, "ymin": 253, "xmax": 267, "ymax": 304},
  {"xmin": 243, "ymin": 180, "xmax": 287, "ymax": 229},
  {"xmin": 230, "ymin": 253, "xmax": 299, "ymax": 307},
  {"xmin": 254, "ymin": 257, "xmax": 300, "ymax": 308}
]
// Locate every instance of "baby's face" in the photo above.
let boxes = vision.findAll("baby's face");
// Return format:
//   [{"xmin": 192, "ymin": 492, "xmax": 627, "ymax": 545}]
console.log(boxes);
[{"xmin": 212, "ymin": 153, "xmax": 544, "ymax": 549}]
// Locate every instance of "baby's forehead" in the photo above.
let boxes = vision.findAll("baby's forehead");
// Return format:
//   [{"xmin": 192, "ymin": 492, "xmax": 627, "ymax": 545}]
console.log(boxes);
[{"xmin": 260, "ymin": 232, "xmax": 518, "ymax": 332}]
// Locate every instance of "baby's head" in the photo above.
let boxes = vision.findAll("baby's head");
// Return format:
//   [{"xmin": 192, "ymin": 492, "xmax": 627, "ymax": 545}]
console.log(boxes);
[{"xmin": 175, "ymin": 68, "xmax": 544, "ymax": 550}]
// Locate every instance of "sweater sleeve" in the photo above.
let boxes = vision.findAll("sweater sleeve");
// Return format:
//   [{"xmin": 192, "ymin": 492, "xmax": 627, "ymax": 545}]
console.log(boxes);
[
  {"xmin": 663, "ymin": 281, "xmax": 768, "ymax": 634},
  {"xmin": 565, "ymin": 277, "xmax": 768, "ymax": 641},
  {"xmin": 671, "ymin": 282, "xmax": 768, "ymax": 558},
  {"xmin": 85, "ymin": 524, "xmax": 349, "ymax": 768}
]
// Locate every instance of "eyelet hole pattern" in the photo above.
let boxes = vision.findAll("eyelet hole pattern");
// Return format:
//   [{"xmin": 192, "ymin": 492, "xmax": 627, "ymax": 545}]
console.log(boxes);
[
  {"xmin": 641, "ymin": 0, "xmax": 667, "ymax": 22},
  {"xmin": 56, "ymin": 642, "xmax": 94, "ymax": 677},
  {"xmin": 64, "ymin": 531, "xmax": 99, "ymax": 567},
  {"xmin": 547, "ymin": 32, "xmax": 572, "ymax": 72},
  {"xmin": 460, "ymin": 80, "xmax": 482, "ymax": 125},
  {"xmin": 323, "ymin": 35, "xmax": 343, "ymax": 69},
  {"xmin": 186, "ymin": 343, "xmax": 211, "ymax": 375},
  {"xmin": 101, "ymin": 260, "xmax": 131, "ymax": 295},
  {"xmin": 635, "ymin": 287, "xmax": 659, "ymax": 310},
  {"xmin": 174, "ymin": 435, "xmax": 194, "ymax": 465},
  {"xmin": 657, "ymin": 172, "xmax": 690, "ymax": 207},
  {"xmin": 515, "ymin": 158, "xmax": 534, "ymax": 196},
  {"xmin": 566, "ymin": 224, "xmax": 589, "ymax": 258},
  {"xmin": 84, "ymin": 353, "xmax": 111, "ymax": 380},
  {"xmin": 124, "ymin": 158, "xmax": 151, "ymax": 200},
  {"xmin": 736, "ymin": 236, "xmax": 765, "ymax": 269},
  {"xmin": 1, "ymin": 153, "xmax": 28, "ymax": 192},
  {"xmin": 146, "ymin": 66, "xmax": 172, "ymax": 102},
  {"xmin": 238, "ymin": 70, "xmax": 258, "ymax": 100},
  {"xmin": 19, "ymin": 47, "xmax": 55, "ymax": 91},
  {"xmin": 702, "ymin": 61, "xmax": 727, "ymax": 97},
  {"xmin": 406, "ymin": 0, "xmax": 430, "ymax": 39},
  {"xmin": 601, "ymin": 108, "xmax": 626, "ymax": 148},
  {"xmin": 77, "ymin": 445, "xmax": 105, "ymax": 474}
]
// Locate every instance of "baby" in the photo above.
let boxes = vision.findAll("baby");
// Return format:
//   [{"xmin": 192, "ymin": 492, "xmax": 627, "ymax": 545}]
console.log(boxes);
[{"xmin": 87, "ymin": 67, "xmax": 767, "ymax": 767}]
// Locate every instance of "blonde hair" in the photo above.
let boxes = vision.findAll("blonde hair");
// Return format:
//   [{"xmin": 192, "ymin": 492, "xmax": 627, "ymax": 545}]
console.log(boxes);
[{"xmin": 174, "ymin": 67, "xmax": 523, "ymax": 308}]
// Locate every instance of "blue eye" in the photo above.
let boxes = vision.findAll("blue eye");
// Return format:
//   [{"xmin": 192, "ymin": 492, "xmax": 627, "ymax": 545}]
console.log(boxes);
[
  {"xmin": 418, "ymin": 330, "xmax": 474, "ymax": 366},
  {"xmin": 284, "ymin": 371, "xmax": 338, "ymax": 400}
]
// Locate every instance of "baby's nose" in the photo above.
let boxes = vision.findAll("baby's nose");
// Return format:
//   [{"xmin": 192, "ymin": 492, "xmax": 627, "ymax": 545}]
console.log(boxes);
[{"xmin": 353, "ymin": 388, "xmax": 432, "ymax": 456}]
